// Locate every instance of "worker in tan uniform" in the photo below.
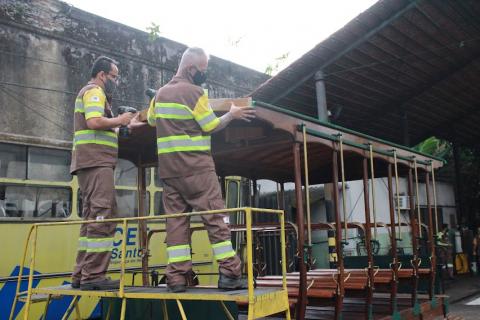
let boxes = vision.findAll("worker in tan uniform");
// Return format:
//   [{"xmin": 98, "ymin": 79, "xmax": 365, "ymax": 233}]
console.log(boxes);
[
  {"xmin": 147, "ymin": 47, "xmax": 256, "ymax": 292},
  {"xmin": 70, "ymin": 56, "xmax": 135, "ymax": 290}
]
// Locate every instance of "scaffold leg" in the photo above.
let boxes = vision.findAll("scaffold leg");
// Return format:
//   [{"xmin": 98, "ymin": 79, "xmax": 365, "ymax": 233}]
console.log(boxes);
[
  {"xmin": 40, "ymin": 294, "xmax": 52, "ymax": 320},
  {"xmin": 120, "ymin": 298, "xmax": 127, "ymax": 320},
  {"xmin": 219, "ymin": 301, "xmax": 235, "ymax": 320},
  {"xmin": 162, "ymin": 300, "xmax": 169, "ymax": 320},
  {"xmin": 177, "ymin": 300, "xmax": 187, "ymax": 320},
  {"xmin": 105, "ymin": 300, "xmax": 113, "ymax": 320},
  {"xmin": 61, "ymin": 296, "xmax": 79, "ymax": 320},
  {"xmin": 177, "ymin": 299, "xmax": 187, "ymax": 320},
  {"xmin": 176, "ymin": 299, "xmax": 187, "ymax": 320}
]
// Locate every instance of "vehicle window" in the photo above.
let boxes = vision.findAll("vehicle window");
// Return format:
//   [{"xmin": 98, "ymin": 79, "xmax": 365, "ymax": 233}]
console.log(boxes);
[
  {"xmin": 28, "ymin": 147, "xmax": 71, "ymax": 181},
  {"xmin": 0, "ymin": 184, "xmax": 72, "ymax": 218},
  {"xmin": 0, "ymin": 143, "xmax": 26, "ymax": 179}
]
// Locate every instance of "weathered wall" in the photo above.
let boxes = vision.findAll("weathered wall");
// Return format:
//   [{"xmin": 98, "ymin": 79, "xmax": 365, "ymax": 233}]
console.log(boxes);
[{"xmin": 0, "ymin": 0, "xmax": 269, "ymax": 142}]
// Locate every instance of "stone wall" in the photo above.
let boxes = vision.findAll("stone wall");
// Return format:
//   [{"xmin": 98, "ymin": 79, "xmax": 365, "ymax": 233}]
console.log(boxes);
[{"xmin": 0, "ymin": 0, "xmax": 269, "ymax": 142}]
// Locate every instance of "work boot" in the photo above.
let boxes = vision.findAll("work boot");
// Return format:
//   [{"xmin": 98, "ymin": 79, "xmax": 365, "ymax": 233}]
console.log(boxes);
[
  {"xmin": 71, "ymin": 279, "xmax": 80, "ymax": 289},
  {"xmin": 167, "ymin": 284, "xmax": 186, "ymax": 293},
  {"xmin": 218, "ymin": 274, "xmax": 247, "ymax": 290},
  {"xmin": 80, "ymin": 278, "xmax": 120, "ymax": 291}
]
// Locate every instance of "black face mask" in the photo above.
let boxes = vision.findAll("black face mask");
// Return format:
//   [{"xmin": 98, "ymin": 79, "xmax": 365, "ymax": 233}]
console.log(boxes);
[
  {"xmin": 103, "ymin": 78, "xmax": 117, "ymax": 98},
  {"xmin": 192, "ymin": 70, "xmax": 207, "ymax": 86}
]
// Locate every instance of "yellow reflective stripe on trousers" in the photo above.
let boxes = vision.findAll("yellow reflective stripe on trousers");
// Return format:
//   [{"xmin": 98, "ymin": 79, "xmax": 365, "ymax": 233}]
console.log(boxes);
[
  {"xmin": 155, "ymin": 102, "xmax": 193, "ymax": 120},
  {"xmin": 74, "ymin": 129, "xmax": 118, "ymax": 149},
  {"xmin": 85, "ymin": 237, "xmax": 114, "ymax": 253},
  {"xmin": 196, "ymin": 111, "xmax": 220, "ymax": 132},
  {"xmin": 167, "ymin": 244, "xmax": 192, "ymax": 263},
  {"xmin": 212, "ymin": 240, "xmax": 236, "ymax": 260},
  {"xmin": 157, "ymin": 135, "xmax": 210, "ymax": 154},
  {"xmin": 77, "ymin": 236, "xmax": 88, "ymax": 251}
]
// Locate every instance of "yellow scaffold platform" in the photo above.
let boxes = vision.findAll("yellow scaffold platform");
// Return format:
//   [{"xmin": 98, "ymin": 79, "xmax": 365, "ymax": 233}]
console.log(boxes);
[{"xmin": 10, "ymin": 208, "xmax": 291, "ymax": 320}]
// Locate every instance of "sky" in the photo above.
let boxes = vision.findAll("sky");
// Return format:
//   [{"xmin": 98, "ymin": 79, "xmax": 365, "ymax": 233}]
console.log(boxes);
[{"xmin": 65, "ymin": 0, "xmax": 378, "ymax": 74}]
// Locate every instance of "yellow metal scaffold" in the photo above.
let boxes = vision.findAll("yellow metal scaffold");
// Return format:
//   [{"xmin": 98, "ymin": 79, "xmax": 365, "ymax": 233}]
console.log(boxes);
[{"xmin": 10, "ymin": 207, "xmax": 291, "ymax": 320}]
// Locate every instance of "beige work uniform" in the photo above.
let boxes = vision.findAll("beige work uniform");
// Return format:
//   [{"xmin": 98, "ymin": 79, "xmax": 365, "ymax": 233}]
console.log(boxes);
[
  {"xmin": 70, "ymin": 83, "xmax": 118, "ymax": 284},
  {"xmin": 148, "ymin": 75, "xmax": 241, "ymax": 286}
]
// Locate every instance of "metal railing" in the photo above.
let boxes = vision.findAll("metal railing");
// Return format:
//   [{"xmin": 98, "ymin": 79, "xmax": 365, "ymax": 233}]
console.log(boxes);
[{"xmin": 10, "ymin": 207, "xmax": 290, "ymax": 320}]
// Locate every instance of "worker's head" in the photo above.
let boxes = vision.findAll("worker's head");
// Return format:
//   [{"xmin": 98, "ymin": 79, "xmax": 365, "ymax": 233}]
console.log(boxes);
[
  {"xmin": 178, "ymin": 47, "xmax": 209, "ymax": 85},
  {"xmin": 90, "ymin": 56, "xmax": 119, "ymax": 98}
]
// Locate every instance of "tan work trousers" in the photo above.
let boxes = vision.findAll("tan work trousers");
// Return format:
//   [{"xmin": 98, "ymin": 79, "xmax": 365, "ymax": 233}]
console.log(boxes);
[
  {"xmin": 72, "ymin": 166, "xmax": 117, "ymax": 284},
  {"xmin": 163, "ymin": 170, "xmax": 241, "ymax": 286}
]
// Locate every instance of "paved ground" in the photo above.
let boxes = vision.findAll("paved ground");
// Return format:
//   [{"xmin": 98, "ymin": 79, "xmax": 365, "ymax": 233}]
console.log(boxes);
[
  {"xmin": 439, "ymin": 275, "xmax": 480, "ymax": 320},
  {"xmin": 239, "ymin": 275, "xmax": 480, "ymax": 319}
]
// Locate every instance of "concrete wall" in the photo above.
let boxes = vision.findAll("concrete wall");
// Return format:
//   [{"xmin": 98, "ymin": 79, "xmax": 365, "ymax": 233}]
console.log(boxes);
[{"xmin": 0, "ymin": 0, "xmax": 269, "ymax": 142}]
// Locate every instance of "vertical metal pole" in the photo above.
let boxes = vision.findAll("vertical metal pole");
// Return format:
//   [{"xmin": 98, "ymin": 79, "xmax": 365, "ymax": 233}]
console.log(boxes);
[
  {"xmin": 302, "ymin": 125, "xmax": 312, "ymax": 247},
  {"xmin": 414, "ymin": 159, "xmax": 423, "ymax": 238},
  {"xmin": 120, "ymin": 298, "xmax": 127, "ymax": 320},
  {"xmin": 120, "ymin": 219, "xmax": 128, "ymax": 297},
  {"xmin": 23, "ymin": 225, "xmax": 38, "ymax": 320},
  {"xmin": 339, "ymin": 137, "xmax": 348, "ymax": 242},
  {"xmin": 425, "ymin": 172, "xmax": 436, "ymax": 299},
  {"xmin": 137, "ymin": 166, "xmax": 149, "ymax": 286},
  {"xmin": 315, "ymin": 70, "xmax": 328, "ymax": 121},
  {"xmin": 332, "ymin": 147, "xmax": 344, "ymax": 320},
  {"xmin": 9, "ymin": 225, "xmax": 35, "ymax": 320},
  {"xmin": 362, "ymin": 157, "xmax": 374, "ymax": 318},
  {"xmin": 369, "ymin": 145, "xmax": 378, "ymax": 239},
  {"xmin": 387, "ymin": 164, "xmax": 399, "ymax": 315},
  {"xmin": 431, "ymin": 162, "xmax": 439, "ymax": 234},
  {"xmin": 452, "ymin": 140, "xmax": 464, "ymax": 225},
  {"xmin": 293, "ymin": 143, "xmax": 307, "ymax": 320},
  {"xmin": 246, "ymin": 208, "xmax": 255, "ymax": 318},
  {"xmin": 393, "ymin": 150, "xmax": 402, "ymax": 240},
  {"xmin": 407, "ymin": 168, "xmax": 420, "ymax": 307},
  {"xmin": 280, "ymin": 210, "xmax": 288, "ymax": 292}
]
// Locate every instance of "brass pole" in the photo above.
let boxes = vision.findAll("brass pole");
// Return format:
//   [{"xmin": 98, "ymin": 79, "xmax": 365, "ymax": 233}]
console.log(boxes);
[
  {"xmin": 369, "ymin": 144, "xmax": 378, "ymax": 239},
  {"xmin": 393, "ymin": 150, "xmax": 402, "ymax": 240},
  {"xmin": 302, "ymin": 125, "xmax": 312, "ymax": 246},
  {"xmin": 339, "ymin": 136, "xmax": 348, "ymax": 241}
]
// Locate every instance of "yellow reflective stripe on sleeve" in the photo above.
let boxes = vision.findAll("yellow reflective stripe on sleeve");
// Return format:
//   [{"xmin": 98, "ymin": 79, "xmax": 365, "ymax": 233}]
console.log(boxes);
[
  {"xmin": 155, "ymin": 102, "xmax": 193, "ymax": 120},
  {"xmin": 157, "ymin": 135, "xmax": 210, "ymax": 154},
  {"xmin": 212, "ymin": 240, "xmax": 236, "ymax": 260},
  {"xmin": 147, "ymin": 99, "xmax": 156, "ymax": 127},
  {"xmin": 74, "ymin": 98, "xmax": 84, "ymax": 113},
  {"xmin": 197, "ymin": 111, "xmax": 220, "ymax": 132},
  {"xmin": 192, "ymin": 94, "xmax": 219, "ymax": 132},
  {"xmin": 167, "ymin": 244, "xmax": 192, "ymax": 263}
]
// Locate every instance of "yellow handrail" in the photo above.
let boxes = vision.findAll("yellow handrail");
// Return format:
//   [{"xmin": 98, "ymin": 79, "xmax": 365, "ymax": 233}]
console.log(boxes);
[{"xmin": 13, "ymin": 207, "xmax": 289, "ymax": 320}]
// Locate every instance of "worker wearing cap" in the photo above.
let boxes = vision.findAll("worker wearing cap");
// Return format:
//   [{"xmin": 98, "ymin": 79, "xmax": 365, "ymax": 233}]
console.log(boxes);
[
  {"xmin": 147, "ymin": 47, "xmax": 255, "ymax": 292},
  {"xmin": 70, "ymin": 56, "xmax": 135, "ymax": 291}
]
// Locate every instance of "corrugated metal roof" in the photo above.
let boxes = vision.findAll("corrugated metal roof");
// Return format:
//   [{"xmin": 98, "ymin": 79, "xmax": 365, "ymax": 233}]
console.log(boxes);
[{"xmin": 250, "ymin": 0, "xmax": 480, "ymax": 146}]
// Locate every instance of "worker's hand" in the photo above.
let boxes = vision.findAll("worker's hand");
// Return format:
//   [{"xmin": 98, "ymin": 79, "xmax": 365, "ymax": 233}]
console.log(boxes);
[
  {"xmin": 127, "ymin": 113, "xmax": 146, "ymax": 131},
  {"xmin": 229, "ymin": 103, "xmax": 256, "ymax": 122},
  {"xmin": 118, "ymin": 112, "xmax": 135, "ymax": 126}
]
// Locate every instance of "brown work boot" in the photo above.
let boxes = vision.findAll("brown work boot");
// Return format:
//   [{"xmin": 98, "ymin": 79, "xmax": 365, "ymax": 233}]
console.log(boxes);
[
  {"xmin": 218, "ymin": 273, "xmax": 247, "ymax": 290},
  {"xmin": 167, "ymin": 284, "xmax": 186, "ymax": 293},
  {"xmin": 71, "ymin": 279, "xmax": 80, "ymax": 289},
  {"xmin": 80, "ymin": 278, "xmax": 120, "ymax": 291}
]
